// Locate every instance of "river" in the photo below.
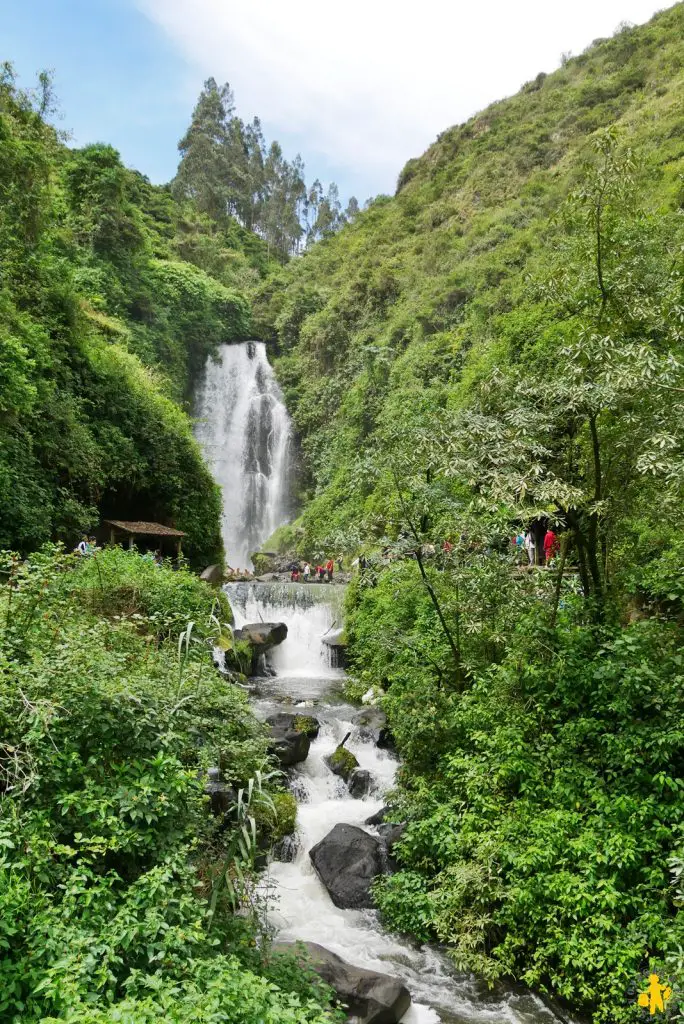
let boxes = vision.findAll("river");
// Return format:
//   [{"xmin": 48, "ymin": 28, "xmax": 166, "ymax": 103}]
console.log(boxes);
[{"xmin": 227, "ymin": 580, "xmax": 566, "ymax": 1024}]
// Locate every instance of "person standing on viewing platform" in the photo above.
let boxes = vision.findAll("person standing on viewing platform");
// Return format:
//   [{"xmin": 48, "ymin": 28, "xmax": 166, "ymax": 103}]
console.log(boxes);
[{"xmin": 544, "ymin": 527, "xmax": 559, "ymax": 564}]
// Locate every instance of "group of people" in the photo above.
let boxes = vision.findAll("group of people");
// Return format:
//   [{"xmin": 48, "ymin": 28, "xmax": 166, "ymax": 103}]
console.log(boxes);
[
  {"xmin": 75, "ymin": 535, "xmax": 167, "ymax": 566},
  {"xmin": 513, "ymin": 526, "xmax": 560, "ymax": 566},
  {"xmin": 290, "ymin": 558, "xmax": 337, "ymax": 583}
]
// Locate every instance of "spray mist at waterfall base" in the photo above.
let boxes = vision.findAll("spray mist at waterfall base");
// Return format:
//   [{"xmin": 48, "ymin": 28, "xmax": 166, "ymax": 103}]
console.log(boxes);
[{"xmin": 224, "ymin": 582, "xmax": 565, "ymax": 1024}]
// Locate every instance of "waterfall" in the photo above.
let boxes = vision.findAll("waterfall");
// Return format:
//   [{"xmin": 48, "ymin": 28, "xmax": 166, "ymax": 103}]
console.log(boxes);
[
  {"xmin": 194, "ymin": 341, "xmax": 291, "ymax": 570},
  {"xmin": 226, "ymin": 581, "xmax": 345, "ymax": 678}
]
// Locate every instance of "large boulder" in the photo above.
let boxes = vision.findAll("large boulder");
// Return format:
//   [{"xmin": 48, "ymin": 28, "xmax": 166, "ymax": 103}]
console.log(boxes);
[
  {"xmin": 266, "ymin": 712, "xmax": 311, "ymax": 767},
  {"xmin": 234, "ymin": 621, "xmax": 287, "ymax": 675},
  {"xmin": 199, "ymin": 563, "xmax": 224, "ymax": 585},
  {"xmin": 309, "ymin": 823, "xmax": 385, "ymax": 908},
  {"xmin": 235, "ymin": 621, "xmax": 288, "ymax": 651},
  {"xmin": 273, "ymin": 942, "xmax": 411, "ymax": 1024},
  {"xmin": 352, "ymin": 708, "xmax": 393, "ymax": 749},
  {"xmin": 291, "ymin": 714, "xmax": 320, "ymax": 739}
]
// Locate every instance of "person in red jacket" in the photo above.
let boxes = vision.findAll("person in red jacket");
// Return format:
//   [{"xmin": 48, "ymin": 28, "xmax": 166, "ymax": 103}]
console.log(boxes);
[
  {"xmin": 543, "ymin": 528, "xmax": 560, "ymax": 564},
  {"xmin": 325, "ymin": 558, "xmax": 334, "ymax": 582}
]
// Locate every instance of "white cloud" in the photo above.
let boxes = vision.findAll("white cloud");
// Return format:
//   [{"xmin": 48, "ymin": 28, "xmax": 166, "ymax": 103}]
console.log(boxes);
[{"xmin": 136, "ymin": 0, "xmax": 663, "ymax": 194}]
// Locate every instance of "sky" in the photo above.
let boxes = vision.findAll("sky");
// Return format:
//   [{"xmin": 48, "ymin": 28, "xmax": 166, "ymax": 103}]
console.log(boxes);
[{"xmin": 4, "ymin": 0, "xmax": 666, "ymax": 204}]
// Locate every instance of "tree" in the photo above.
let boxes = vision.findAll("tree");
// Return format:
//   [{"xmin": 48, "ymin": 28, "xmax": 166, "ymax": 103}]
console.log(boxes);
[
  {"xmin": 242, "ymin": 117, "xmax": 265, "ymax": 231},
  {"xmin": 345, "ymin": 196, "xmax": 360, "ymax": 221},
  {"xmin": 174, "ymin": 78, "xmax": 234, "ymax": 221},
  {"xmin": 175, "ymin": 79, "xmax": 350, "ymax": 255},
  {"xmin": 309, "ymin": 182, "xmax": 343, "ymax": 242},
  {"xmin": 306, "ymin": 179, "xmax": 323, "ymax": 244}
]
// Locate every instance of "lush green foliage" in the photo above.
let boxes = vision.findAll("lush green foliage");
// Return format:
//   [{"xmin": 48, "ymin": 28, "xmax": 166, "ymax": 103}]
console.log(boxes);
[
  {"xmin": 0, "ymin": 66, "xmax": 270, "ymax": 563},
  {"xmin": 346, "ymin": 559, "xmax": 683, "ymax": 1021},
  {"xmin": 0, "ymin": 547, "xmax": 337, "ymax": 1024},
  {"xmin": 259, "ymin": 9, "xmax": 684, "ymax": 1020}
]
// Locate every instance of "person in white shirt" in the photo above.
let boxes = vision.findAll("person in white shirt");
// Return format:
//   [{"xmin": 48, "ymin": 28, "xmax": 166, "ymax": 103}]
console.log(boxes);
[{"xmin": 524, "ymin": 530, "xmax": 536, "ymax": 565}]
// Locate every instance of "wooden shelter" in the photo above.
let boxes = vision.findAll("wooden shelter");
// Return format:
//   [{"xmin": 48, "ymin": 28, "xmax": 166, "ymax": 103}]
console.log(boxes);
[{"xmin": 104, "ymin": 520, "xmax": 186, "ymax": 557}]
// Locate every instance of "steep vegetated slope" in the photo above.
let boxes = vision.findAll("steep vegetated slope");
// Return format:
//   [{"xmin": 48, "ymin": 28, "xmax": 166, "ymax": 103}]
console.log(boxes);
[
  {"xmin": 0, "ymin": 68, "xmax": 274, "ymax": 564},
  {"xmin": 0, "ymin": 546, "xmax": 338, "ymax": 1024},
  {"xmin": 258, "ymin": 5, "xmax": 684, "ymax": 547},
  {"xmin": 256, "ymin": 7, "xmax": 684, "ymax": 1020}
]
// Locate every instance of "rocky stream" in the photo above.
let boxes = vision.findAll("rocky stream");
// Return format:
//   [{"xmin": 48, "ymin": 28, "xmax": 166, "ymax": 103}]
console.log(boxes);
[{"xmin": 226, "ymin": 580, "xmax": 571, "ymax": 1024}]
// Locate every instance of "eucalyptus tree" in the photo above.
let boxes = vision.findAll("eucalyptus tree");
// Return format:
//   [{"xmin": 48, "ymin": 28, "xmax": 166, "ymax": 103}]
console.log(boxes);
[
  {"xmin": 174, "ymin": 77, "xmax": 235, "ymax": 221},
  {"xmin": 345, "ymin": 196, "xmax": 360, "ymax": 221}
]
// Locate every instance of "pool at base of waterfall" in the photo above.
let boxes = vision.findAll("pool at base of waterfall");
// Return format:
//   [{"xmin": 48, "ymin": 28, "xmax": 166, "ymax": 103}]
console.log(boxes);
[{"xmin": 226, "ymin": 582, "xmax": 570, "ymax": 1024}]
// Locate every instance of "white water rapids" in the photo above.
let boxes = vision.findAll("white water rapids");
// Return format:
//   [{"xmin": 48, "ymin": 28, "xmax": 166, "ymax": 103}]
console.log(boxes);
[
  {"xmin": 194, "ymin": 342, "xmax": 291, "ymax": 571},
  {"xmin": 196, "ymin": 342, "xmax": 567, "ymax": 1023},
  {"xmin": 225, "ymin": 581, "xmax": 566, "ymax": 1024}
]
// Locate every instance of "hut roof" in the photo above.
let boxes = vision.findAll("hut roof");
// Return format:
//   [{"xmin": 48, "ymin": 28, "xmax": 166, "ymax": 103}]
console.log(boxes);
[{"xmin": 104, "ymin": 519, "xmax": 186, "ymax": 538}]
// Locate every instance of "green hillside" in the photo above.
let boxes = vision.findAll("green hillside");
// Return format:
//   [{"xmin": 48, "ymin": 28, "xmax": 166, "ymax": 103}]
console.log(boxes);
[
  {"xmin": 256, "ymin": 7, "xmax": 684, "ymax": 1021},
  {"xmin": 0, "ymin": 67, "xmax": 276, "ymax": 564},
  {"xmin": 259, "ymin": 4, "xmax": 684, "ymax": 550}
]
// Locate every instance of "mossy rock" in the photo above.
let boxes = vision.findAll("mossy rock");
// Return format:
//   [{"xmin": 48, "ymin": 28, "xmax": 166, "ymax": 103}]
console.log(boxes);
[
  {"xmin": 293, "ymin": 715, "xmax": 320, "ymax": 739},
  {"xmin": 272, "ymin": 790, "xmax": 297, "ymax": 840},
  {"xmin": 216, "ymin": 590, "xmax": 234, "ymax": 626},
  {"xmin": 325, "ymin": 744, "xmax": 359, "ymax": 782},
  {"xmin": 255, "ymin": 790, "xmax": 298, "ymax": 844}
]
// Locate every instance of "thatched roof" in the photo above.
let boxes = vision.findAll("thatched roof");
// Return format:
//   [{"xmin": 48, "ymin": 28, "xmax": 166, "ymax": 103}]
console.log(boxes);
[{"xmin": 104, "ymin": 520, "xmax": 186, "ymax": 538}]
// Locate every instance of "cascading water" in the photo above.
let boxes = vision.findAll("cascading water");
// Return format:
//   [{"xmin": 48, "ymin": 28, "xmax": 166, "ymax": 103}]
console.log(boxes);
[
  {"xmin": 196, "ymin": 341, "xmax": 567, "ymax": 1023},
  {"xmin": 194, "ymin": 341, "xmax": 291, "ymax": 570},
  {"xmin": 224, "ymin": 581, "xmax": 566, "ymax": 1024},
  {"xmin": 227, "ymin": 581, "xmax": 345, "ymax": 678}
]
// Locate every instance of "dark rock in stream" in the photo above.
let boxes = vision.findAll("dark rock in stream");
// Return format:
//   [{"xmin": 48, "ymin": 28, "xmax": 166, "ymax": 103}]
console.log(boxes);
[
  {"xmin": 272, "ymin": 941, "xmax": 411, "ymax": 1024},
  {"xmin": 266, "ymin": 713, "xmax": 311, "ymax": 767},
  {"xmin": 272, "ymin": 833, "xmax": 299, "ymax": 863},
  {"xmin": 309, "ymin": 823, "xmax": 385, "ymax": 908},
  {"xmin": 376, "ymin": 822, "xmax": 407, "ymax": 872},
  {"xmin": 352, "ymin": 707, "xmax": 394, "ymax": 749},
  {"xmin": 364, "ymin": 806, "xmax": 389, "ymax": 826},
  {"xmin": 376, "ymin": 822, "xmax": 407, "ymax": 851},
  {"xmin": 348, "ymin": 767, "xmax": 372, "ymax": 798},
  {"xmin": 234, "ymin": 621, "xmax": 288, "ymax": 649},
  {"xmin": 234, "ymin": 621, "xmax": 288, "ymax": 675}
]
